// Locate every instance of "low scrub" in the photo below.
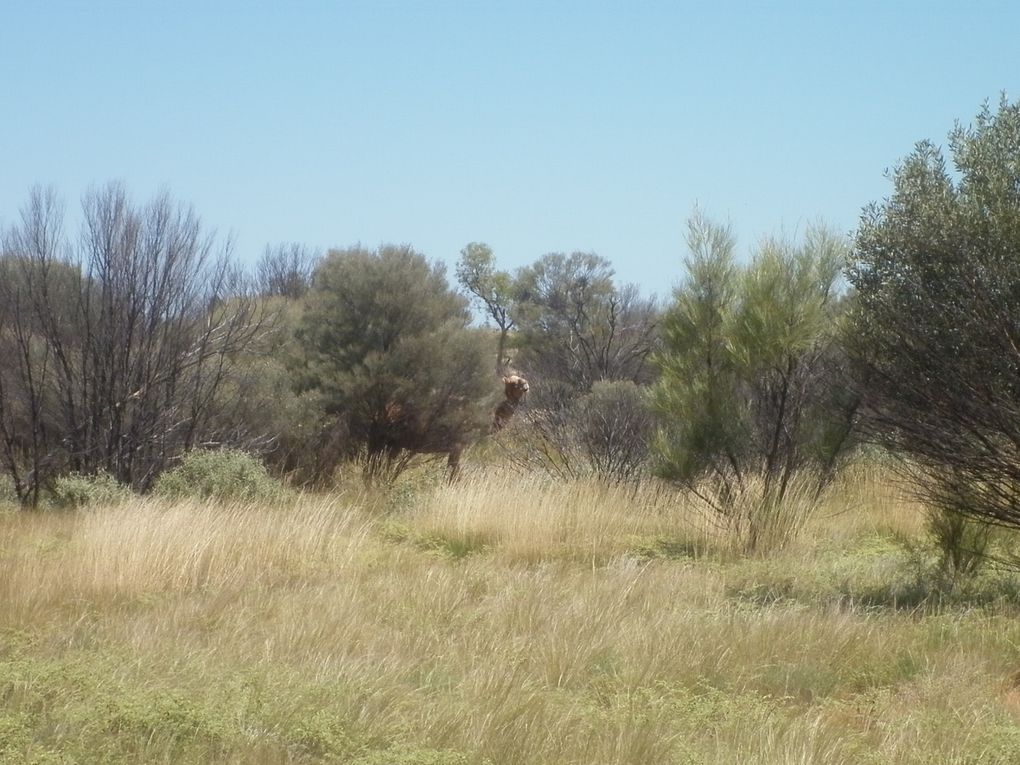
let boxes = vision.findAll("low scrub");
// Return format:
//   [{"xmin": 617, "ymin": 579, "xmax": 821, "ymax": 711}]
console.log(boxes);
[
  {"xmin": 492, "ymin": 381, "xmax": 655, "ymax": 485},
  {"xmin": 50, "ymin": 471, "xmax": 133, "ymax": 509},
  {"xmin": 154, "ymin": 448, "xmax": 290, "ymax": 504}
]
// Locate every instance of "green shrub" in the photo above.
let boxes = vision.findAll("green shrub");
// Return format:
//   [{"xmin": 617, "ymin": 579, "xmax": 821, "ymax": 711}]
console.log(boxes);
[
  {"xmin": 651, "ymin": 213, "xmax": 857, "ymax": 552},
  {"xmin": 846, "ymin": 98, "xmax": 1020, "ymax": 532},
  {"xmin": 50, "ymin": 471, "xmax": 133, "ymax": 509},
  {"xmin": 154, "ymin": 449, "xmax": 288, "ymax": 503},
  {"xmin": 491, "ymin": 383, "xmax": 654, "ymax": 485}
]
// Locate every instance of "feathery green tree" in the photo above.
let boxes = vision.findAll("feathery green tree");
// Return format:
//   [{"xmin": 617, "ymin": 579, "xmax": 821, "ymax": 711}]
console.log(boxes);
[{"xmin": 652, "ymin": 212, "xmax": 858, "ymax": 549}]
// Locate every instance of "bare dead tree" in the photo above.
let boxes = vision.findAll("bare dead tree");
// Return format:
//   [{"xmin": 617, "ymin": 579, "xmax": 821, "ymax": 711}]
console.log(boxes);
[
  {"xmin": 0, "ymin": 184, "xmax": 270, "ymax": 502},
  {"xmin": 514, "ymin": 253, "xmax": 660, "ymax": 409},
  {"xmin": 0, "ymin": 188, "xmax": 70, "ymax": 505},
  {"xmin": 256, "ymin": 242, "xmax": 319, "ymax": 299}
]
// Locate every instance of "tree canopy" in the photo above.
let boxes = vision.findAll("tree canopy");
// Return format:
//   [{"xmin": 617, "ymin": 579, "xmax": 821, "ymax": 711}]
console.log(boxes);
[
  {"xmin": 513, "ymin": 252, "xmax": 659, "ymax": 401},
  {"xmin": 296, "ymin": 244, "xmax": 494, "ymax": 474},
  {"xmin": 847, "ymin": 96, "xmax": 1020, "ymax": 528},
  {"xmin": 652, "ymin": 212, "xmax": 857, "ymax": 545}
]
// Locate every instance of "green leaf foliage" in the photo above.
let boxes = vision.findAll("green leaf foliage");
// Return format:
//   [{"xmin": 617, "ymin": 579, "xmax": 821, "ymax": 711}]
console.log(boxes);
[
  {"xmin": 295, "ymin": 245, "xmax": 495, "ymax": 471},
  {"xmin": 513, "ymin": 252, "xmax": 659, "ymax": 400},
  {"xmin": 847, "ymin": 96, "xmax": 1020, "ymax": 529},
  {"xmin": 50, "ymin": 471, "xmax": 133, "ymax": 509},
  {"xmin": 456, "ymin": 242, "xmax": 518, "ymax": 374},
  {"xmin": 154, "ymin": 449, "xmax": 288, "ymax": 504},
  {"xmin": 652, "ymin": 211, "xmax": 857, "ymax": 520}
]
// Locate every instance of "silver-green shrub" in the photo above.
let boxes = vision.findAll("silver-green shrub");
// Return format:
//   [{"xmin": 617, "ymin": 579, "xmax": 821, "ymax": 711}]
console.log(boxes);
[{"xmin": 154, "ymin": 449, "xmax": 288, "ymax": 503}]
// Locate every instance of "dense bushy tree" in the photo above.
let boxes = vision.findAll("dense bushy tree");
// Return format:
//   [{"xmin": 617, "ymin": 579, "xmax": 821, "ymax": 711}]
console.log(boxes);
[
  {"xmin": 0, "ymin": 184, "xmax": 266, "ymax": 503},
  {"xmin": 208, "ymin": 296, "xmax": 341, "ymax": 487},
  {"xmin": 847, "ymin": 97, "xmax": 1020, "ymax": 529},
  {"xmin": 295, "ymin": 244, "xmax": 494, "ymax": 477},
  {"xmin": 652, "ymin": 212, "xmax": 858, "ymax": 546}
]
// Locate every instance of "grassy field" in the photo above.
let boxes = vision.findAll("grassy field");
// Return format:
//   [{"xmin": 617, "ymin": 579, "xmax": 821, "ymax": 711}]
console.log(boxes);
[{"xmin": 3, "ymin": 466, "xmax": 1020, "ymax": 764}]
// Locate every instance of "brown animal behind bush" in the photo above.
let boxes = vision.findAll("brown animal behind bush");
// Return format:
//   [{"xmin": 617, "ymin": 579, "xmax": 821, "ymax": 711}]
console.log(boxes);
[{"xmin": 379, "ymin": 374, "xmax": 530, "ymax": 479}]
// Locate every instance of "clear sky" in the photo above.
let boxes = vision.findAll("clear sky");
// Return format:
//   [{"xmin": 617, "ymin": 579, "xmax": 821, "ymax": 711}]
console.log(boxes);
[{"xmin": 2, "ymin": 1, "xmax": 1018, "ymax": 299}]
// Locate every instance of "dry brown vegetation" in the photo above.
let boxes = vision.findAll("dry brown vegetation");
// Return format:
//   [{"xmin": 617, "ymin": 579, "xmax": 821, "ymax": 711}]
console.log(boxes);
[{"xmin": 3, "ymin": 466, "xmax": 1020, "ymax": 764}]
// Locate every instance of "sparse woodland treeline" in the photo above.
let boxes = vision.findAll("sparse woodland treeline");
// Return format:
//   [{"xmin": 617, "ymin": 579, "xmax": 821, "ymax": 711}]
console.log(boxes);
[{"xmin": 3, "ymin": 99, "xmax": 1020, "ymax": 557}]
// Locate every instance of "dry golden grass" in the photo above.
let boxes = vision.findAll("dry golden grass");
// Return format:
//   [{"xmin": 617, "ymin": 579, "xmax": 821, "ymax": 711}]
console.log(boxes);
[
  {"xmin": 2, "ymin": 466, "xmax": 1020, "ymax": 764},
  {"xmin": 400, "ymin": 472, "xmax": 717, "ymax": 563}
]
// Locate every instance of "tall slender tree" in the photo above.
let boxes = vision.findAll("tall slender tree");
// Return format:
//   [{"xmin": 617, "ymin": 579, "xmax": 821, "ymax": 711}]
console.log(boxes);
[
  {"xmin": 652, "ymin": 212, "xmax": 858, "ymax": 548},
  {"xmin": 456, "ymin": 242, "xmax": 518, "ymax": 375}
]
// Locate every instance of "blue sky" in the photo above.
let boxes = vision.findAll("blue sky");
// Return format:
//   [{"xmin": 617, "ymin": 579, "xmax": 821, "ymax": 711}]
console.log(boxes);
[{"xmin": 2, "ymin": 1, "xmax": 1018, "ymax": 299}]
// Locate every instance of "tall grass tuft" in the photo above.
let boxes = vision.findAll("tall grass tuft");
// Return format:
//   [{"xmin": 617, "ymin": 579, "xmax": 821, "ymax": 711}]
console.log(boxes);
[
  {"xmin": 398, "ymin": 471, "xmax": 715, "ymax": 564},
  {"xmin": 686, "ymin": 470, "xmax": 831, "ymax": 555}
]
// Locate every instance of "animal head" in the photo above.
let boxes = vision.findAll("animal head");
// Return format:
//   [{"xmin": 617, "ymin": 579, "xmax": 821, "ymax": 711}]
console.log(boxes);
[{"xmin": 502, "ymin": 374, "xmax": 530, "ymax": 403}]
